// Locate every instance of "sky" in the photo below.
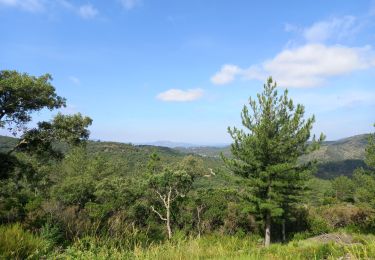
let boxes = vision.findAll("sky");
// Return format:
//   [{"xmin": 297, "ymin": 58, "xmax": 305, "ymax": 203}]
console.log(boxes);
[{"xmin": 1, "ymin": 0, "xmax": 375, "ymax": 145}]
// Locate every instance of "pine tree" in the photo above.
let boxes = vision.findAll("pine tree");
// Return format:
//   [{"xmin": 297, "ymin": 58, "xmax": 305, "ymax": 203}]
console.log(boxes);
[{"xmin": 223, "ymin": 77, "xmax": 324, "ymax": 246}]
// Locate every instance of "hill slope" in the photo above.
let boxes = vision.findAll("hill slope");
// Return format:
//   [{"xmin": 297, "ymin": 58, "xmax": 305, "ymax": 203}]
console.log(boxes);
[
  {"xmin": 176, "ymin": 134, "xmax": 370, "ymax": 179},
  {"xmin": 0, "ymin": 134, "xmax": 370, "ymax": 179}
]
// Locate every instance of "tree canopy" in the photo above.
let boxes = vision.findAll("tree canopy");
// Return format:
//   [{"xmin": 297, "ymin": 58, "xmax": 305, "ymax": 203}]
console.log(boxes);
[
  {"xmin": 0, "ymin": 70, "xmax": 66, "ymax": 133},
  {"xmin": 223, "ymin": 77, "xmax": 324, "ymax": 246}
]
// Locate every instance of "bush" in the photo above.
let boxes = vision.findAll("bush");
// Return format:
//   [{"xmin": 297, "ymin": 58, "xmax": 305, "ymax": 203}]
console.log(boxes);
[
  {"xmin": 321, "ymin": 204, "xmax": 372, "ymax": 229},
  {"xmin": 0, "ymin": 223, "xmax": 49, "ymax": 259},
  {"xmin": 307, "ymin": 215, "xmax": 332, "ymax": 235}
]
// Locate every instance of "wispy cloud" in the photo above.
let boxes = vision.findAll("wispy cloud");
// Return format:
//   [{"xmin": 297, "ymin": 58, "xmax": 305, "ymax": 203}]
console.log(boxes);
[
  {"xmin": 302, "ymin": 16, "xmax": 358, "ymax": 43},
  {"xmin": 292, "ymin": 89, "xmax": 375, "ymax": 113},
  {"xmin": 58, "ymin": 1, "xmax": 99, "ymax": 19},
  {"xmin": 157, "ymin": 88, "xmax": 204, "ymax": 102},
  {"xmin": 119, "ymin": 0, "xmax": 141, "ymax": 10},
  {"xmin": 211, "ymin": 44, "xmax": 375, "ymax": 88},
  {"xmin": 0, "ymin": 0, "xmax": 45, "ymax": 12},
  {"xmin": 78, "ymin": 4, "xmax": 98, "ymax": 19},
  {"xmin": 68, "ymin": 76, "xmax": 80, "ymax": 85},
  {"xmin": 1, "ymin": 0, "xmax": 100, "ymax": 19}
]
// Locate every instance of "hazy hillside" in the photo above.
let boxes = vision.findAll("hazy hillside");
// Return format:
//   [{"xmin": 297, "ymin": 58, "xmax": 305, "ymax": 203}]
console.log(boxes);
[
  {"xmin": 176, "ymin": 134, "xmax": 370, "ymax": 179},
  {"xmin": 0, "ymin": 135, "xmax": 228, "ymax": 185},
  {"xmin": 176, "ymin": 134, "xmax": 369, "ymax": 160},
  {"xmin": 0, "ymin": 134, "xmax": 370, "ymax": 179},
  {"xmin": 0, "ymin": 135, "xmax": 18, "ymax": 153}
]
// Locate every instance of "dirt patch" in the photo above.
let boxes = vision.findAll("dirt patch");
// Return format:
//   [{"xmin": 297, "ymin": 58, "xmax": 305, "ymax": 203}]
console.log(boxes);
[{"xmin": 306, "ymin": 233, "xmax": 354, "ymax": 245}]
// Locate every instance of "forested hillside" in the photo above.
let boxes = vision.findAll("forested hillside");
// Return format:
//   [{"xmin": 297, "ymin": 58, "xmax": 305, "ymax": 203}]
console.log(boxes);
[
  {"xmin": 1, "ymin": 133, "xmax": 369, "ymax": 179},
  {"xmin": 178, "ymin": 134, "xmax": 370, "ymax": 179}
]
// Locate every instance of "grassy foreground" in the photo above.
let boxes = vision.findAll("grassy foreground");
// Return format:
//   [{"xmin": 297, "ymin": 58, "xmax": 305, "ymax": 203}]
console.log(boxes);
[
  {"xmin": 2, "ymin": 224, "xmax": 375, "ymax": 259},
  {"xmin": 53, "ymin": 234, "xmax": 375, "ymax": 260}
]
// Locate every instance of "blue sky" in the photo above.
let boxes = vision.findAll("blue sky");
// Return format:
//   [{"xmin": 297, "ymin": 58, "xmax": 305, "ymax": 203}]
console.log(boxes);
[{"xmin": 1, "ymin": 0, "xmax": 375, "ymax": 144}]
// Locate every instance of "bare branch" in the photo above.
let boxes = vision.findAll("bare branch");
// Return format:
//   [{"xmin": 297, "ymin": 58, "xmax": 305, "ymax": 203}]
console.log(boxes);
[
  {"xmin": 7, "ymin": 138, "xmax": 28, "ymax": 155},
  {"xmin": 151, "ymin": 206, "xmax": 167, "ymax": 221},
  {"xmin": 155, "ymin": 190, "xmax": 168, "ymax": 208}
]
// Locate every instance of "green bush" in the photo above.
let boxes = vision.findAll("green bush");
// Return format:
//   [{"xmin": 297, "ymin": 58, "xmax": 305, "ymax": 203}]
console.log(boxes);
[
  {"xmin": 308, "ymin": 216, "xmax": 332, "ymax": 235},
  {"xmin": 0, "ymin": 223, "xmax": 49, "ymax": 259}
]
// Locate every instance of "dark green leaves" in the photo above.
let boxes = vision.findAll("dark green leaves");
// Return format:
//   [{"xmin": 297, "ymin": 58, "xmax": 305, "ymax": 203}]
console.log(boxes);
[{"xmin": 0, "ymin": 70, "xmax": 66, "ymax": 134}]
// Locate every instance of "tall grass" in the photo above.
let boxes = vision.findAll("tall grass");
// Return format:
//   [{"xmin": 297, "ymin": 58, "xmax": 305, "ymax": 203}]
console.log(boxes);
[
  {"xmin": 53, "ymin": 233, "xmax": 375, "ymax": 260},
  {"xmin": 2, "ymin": 225, "xmax": 374, "ymax": 259},
  {"xmin": 0, "ymin": 223, "xmax": 49, "ymax": 259},
  {"xmin": 132, "ymin": 234, "xmax": 375, "ymax": 260}
]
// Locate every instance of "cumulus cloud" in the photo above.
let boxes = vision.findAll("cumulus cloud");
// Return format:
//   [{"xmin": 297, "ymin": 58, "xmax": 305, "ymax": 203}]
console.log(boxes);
[
  {"xmin": 0, "ymin": 0, "xmax": 44, "ymax": 12},
  {"xmin": 211, "ymin": 44, "xmax": 375, "ymax": 88},
  {"xmin": 78, "ymin": 4, "xmax": 98, "ymax": 19},
  {"xmin": 262, "ymin": 44, "xmax": 374, "ymax": 87},
  {"xmin": 157, "ymin": 88, "xmax": 204, "ymax": 102},
  {"xmin": 119, "ymin": 0, "xmax": 141, "ymax": 10}
]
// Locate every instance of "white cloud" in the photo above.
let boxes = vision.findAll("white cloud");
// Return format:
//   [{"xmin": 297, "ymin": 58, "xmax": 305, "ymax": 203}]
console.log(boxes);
[
  {"xmin": 211, "ymin": 44, "xmax": 375, "ymax": 88},
  {"xmin": 78, "ymin": 4, "xmax": 98, "ymax": 19},
  {"xmin": 211, "ymin": 65, "xmax": 242, "ymax": 85},
  {"xmin": 68, "ymin": 76, "xmax": 80, "ymax": 85},
  {"xmin": 119, "ymin": 0, "xmax": 141, "ymax": 10},
  {"xmin": 157, "ymin": 88, "xmax": 204, "ymax": 102},
  {"xmin": 57, "ymin": 1, "xmax": 99, "ymax": 19},
  {"xmin": 303, "ymin": 16, "xmax": 357, "ymax": 43},
  {"xmin": 0, "ymin": 0, "xmax": 44, "ymax": 12}
]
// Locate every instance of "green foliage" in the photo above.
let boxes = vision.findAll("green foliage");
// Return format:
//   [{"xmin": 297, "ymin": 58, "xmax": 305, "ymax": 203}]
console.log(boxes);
[
  {"xmin": 52, "ymin": 148, "xmax": 116, "ymax": 206},
  {"xmin": 0, "ymin": 70, "xmax": 65, "ymax": 133},
  {"xmin": 331, "ymin": 176, "xmax": 355, "ymax": 202},
  {"xmin": 223, "ymin": 77, "xmax": 324, "ymax": 244},
  {"xmin": 15, "ymin": 113, "xmax": 92, "ymax": 158},
  {"xmin": 365, "ymin": 124, "xmax": 375, "ymax": 170},
  {"xmin": 0, "ymin": 223, "xmax": 49, "ymax": 259}
]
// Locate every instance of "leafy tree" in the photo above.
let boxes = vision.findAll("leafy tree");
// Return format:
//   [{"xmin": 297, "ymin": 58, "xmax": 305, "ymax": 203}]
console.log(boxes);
[
  {"xmin": 223, "ymin": 77, "xmax": 324, "ymax": 246},
  {"xmin": 352, "ymin": 123, "xmax": 375, "ymax": 208},
  {"xmin": 331, "ymin": 176, "xmax": 354, "ymax": 202},
  {"xmin": 11, "ymin": 113, "xmax": 92, "ymax": 157},
  {"xmin": 0, "ymin": 70, "xmax": 65, "ymax": 134},
  {"xmin": 149, "ymin": 168, "xmax": 195, "ymax": 239},
  {"xmin": 147, "ymin": 152, "xmax": 162, "ymax": 174}
]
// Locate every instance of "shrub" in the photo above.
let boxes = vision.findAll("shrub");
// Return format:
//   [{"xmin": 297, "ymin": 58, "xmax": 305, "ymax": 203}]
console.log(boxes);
[
  {"xmin": 0, "ymin": 223, "xmax": 49, "ymax": 259},
  {"xmin": 307, "ymin": 215, "xmax": 332, "ymax": 235}
]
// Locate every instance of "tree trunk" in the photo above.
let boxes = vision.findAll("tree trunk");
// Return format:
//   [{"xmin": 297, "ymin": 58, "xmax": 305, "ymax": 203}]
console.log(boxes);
[
  {"xmin": 166, "ymin": 188, "xmax": 172, "ymax": 239},
  {"xmin": 282, "ymin": 219, "xmax": 286, "ymax": 243},
  {"xmin": 264, "ymin": 213, "xmax": 271, "ymax": 247},
  {"xmin": 166, "ymin": 205, "xmax": 172, "ymax": 239},
  {"xmin": 196, "ymin": 205, "xmax": 203, "ymax": 238}
]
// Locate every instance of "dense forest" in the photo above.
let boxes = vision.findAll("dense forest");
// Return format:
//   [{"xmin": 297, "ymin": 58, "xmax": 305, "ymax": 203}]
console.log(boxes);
[{"xmin": 1, "ymin": 70, "xmax": 375, "ymax": 259}]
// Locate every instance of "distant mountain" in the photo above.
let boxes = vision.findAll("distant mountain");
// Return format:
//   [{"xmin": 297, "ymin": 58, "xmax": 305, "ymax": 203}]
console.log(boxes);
[
  {"xmin": 176, "ymin": 146, "xmax": 231, "ymax": 158},
  {"xmin": 302, "ymin": 134, "xmax": 369, "ymax": 162},
  {"xmin": 176, "ymin": 134, "xmax": 370, "ymax": 160},
  {"xmin": 137, "ymin": 141, "xmax": 198, "ymax": 148},
  {"xmin": 176, "ymin": 134, "xmax": 371, "ymax": 179},
  {"xmin": 137, "ymin": 141, "xmax": 229, "ymax": 148},
  {"xmin": 0, "ymin": 134, "xmax": 370, "ymax": 179}
]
